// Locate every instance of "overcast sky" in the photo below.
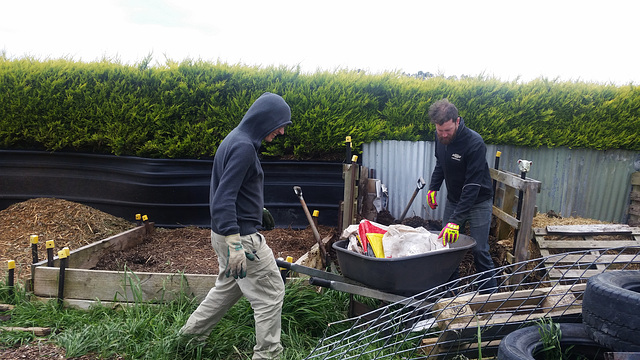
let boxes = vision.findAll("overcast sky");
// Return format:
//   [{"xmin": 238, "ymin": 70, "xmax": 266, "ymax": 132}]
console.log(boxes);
[{"xmin": 2, "ymin": 0, "xmax": 638, "ymax": 85}]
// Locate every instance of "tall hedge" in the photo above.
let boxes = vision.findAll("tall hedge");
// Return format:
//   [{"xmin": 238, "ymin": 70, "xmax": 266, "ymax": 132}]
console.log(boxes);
[{"xmin": 1, "ymin": 56, "xmax": 638, "ymax": 159}]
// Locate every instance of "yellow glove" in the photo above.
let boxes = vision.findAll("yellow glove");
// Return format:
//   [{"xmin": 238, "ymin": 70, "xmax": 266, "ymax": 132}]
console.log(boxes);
[
  {"xmin": 427, "ymin": 190, "xmax": 438, "ymax": 210},
  {"xmin": 438, "ymin": 222, "xmax": 459, "ymax": 246},
  {"xmin": 224, "ymin": 234, "xmax": 255, "ymax": 279}
]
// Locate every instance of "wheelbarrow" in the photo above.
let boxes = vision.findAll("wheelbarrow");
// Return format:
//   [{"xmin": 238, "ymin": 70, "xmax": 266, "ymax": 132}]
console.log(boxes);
[{"xmin": 276, "ymin": 233, "xmax": 476, "ymax": 303}]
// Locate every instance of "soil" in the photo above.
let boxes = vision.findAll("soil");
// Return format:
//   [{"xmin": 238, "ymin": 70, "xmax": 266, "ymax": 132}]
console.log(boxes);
[{"xmin": 0, "ymin": 198, "xmax": 609, "ymax": 359}]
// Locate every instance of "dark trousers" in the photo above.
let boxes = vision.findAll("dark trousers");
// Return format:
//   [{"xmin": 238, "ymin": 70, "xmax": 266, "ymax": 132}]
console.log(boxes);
[{"xmin": 444, "ymin": 198, "xmax": 498, "ymax": 291}]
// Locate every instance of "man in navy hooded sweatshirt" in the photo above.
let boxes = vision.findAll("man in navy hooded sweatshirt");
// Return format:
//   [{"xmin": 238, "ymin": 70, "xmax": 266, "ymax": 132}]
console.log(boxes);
[
  {"xmin": 426, "ymin": 98, "xmax": 498, "ymax": 292},
  {"xmin": 180, "ymin": 92, "xmax": 291, "ymax": 359}
]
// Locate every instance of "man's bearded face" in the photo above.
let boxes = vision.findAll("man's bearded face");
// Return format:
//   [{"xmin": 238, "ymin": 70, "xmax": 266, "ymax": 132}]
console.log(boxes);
[{"xmin": 436, "ymin": 118, "xmax": 459, "ymax": 145}]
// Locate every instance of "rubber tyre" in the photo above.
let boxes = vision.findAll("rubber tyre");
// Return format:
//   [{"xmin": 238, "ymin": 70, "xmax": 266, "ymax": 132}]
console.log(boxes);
[
  {"xmin": 582, "ymin": 270, "xmax": 640, "ymax": 352},
  {"xmin": 497, "ymin": 323, "xmax": 610, "ymax": 360}
]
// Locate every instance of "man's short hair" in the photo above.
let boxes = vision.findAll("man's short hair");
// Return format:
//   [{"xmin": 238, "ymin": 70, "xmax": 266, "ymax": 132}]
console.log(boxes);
[{"xmin": 428, "ymin": 99, "xmax": 459, "ymax": 125}]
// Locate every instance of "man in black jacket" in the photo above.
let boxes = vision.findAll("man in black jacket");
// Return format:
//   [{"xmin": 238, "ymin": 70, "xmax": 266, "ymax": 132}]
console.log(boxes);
[
  {"xmin": 180, "ymin": 92, "xmax": 291, "ymax": 359},
  {"xmin": 426, "ymin": 99, "xmax": 497, "ymax": 292}
]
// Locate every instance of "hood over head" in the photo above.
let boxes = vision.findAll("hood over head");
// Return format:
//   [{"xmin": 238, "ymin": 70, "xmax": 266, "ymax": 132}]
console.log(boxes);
[{"xmin": 236, "ymin": 92, "xmax": 292, "ymax": 149}]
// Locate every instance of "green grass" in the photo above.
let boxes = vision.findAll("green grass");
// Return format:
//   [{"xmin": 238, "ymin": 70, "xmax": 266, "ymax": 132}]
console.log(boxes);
[{"xmin": 0, "ymin": 279, "xmax": 352, "ymax": 359}]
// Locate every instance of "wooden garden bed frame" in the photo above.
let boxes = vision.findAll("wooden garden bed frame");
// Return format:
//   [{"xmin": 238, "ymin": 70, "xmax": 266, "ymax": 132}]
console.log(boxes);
[{"xmin": 30, "ymin": 223, "xmax": 218, "ymax": 309}]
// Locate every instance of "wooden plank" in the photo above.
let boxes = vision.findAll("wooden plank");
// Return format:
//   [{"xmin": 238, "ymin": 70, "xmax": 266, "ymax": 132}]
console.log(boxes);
[
  {"xmin": 513, "ymin": 181, "xmax": 539, "ymax": 264},
  {"xmin": 546, "ymin": 224, "xmax": 638, "ymax": 235},
  {"xmin": 31, "ymin": 224, "xmax": 151, "ymax": 271},
  {"xmin": 492, "ymin": 206, "xmax": 520, "ymax": 229},
  {"xmin": 533, "ymin": 227, "xmax": 548, "ymax": 236},
  {"xmin": 33, "ymin": 267, "xmax": 217, "ymax": 303},
  {"xmin": 536, "ymin": 240, "xmax": 640, "ymax": 249},
  {"xmin": 0, "ymin": 326, "xmax": 51, "ymax": 336},
  {"xmin": 544, "ymin": 254, "xmax": 640, "ymax": 264},
  {"xmin": 497, "ymin": 185, "xmax": 518, "ymax": 241},
  {"xmin": 548, "ymin": 268, "xmax": 615, "ymax": 279},
  {"xmin": 34, "ymin": 297, "xmax": 161, "ymax": 310},
  {"xmin": 489, "ymin": 168, "xmax": 542, "ymax": 191}
]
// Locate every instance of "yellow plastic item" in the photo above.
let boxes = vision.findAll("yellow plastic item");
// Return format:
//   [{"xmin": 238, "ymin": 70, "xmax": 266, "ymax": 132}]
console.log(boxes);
[
  {"xmin": 30, "ymin": 235, "xmax": 39, "ymax": 244},
  {"xmin": 312, "ymin": 210, "xmax": 319, "ymax": 217},
  {"xmin": 351, "ymin": 155, "xmax": 358, "ymax": 163},
  {"xmin": 46, "ymin": 240, "xmax": 55, "ymax": 249},
  {"xmin": 136, "ymin": 214, "xmax": 141, "ymax": 221},
  {"xmin": 58, "ymin": 250, "xmax": 68, "ymax": 259},
  {"xmin": 7, "ymin": 260, "xmax": 15, "ymax": 269},
  {"xmin": 366, "ymin": 233, "xmax": 385, "ymax": 258},
  {"xmin": 63, "ymin": 247, "xmax": 70, "ymax": 257},
  {"xmin": 142, "ymin": 215, "xmax": 149, "ymax": 221},
  {"xmin": 496, "ymin": 151, "xmax": 502, "ymax": 157},
  {"xmin": 345, "ymin": 136, "xmax": 351, "ymax": 142}
]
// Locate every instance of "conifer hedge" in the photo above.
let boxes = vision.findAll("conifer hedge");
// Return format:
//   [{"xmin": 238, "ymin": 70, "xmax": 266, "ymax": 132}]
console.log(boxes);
[{"xmin": 1, "ymin": 55, "xmax": 638, "ymax": 159}]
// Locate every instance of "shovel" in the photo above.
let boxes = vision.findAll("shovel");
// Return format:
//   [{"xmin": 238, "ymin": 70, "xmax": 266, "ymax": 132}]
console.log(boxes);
[
  {"xmin": 293, "ymin": 186, "xmax": 328, "ymax": 268},
  {"xmin": 398, "ymin": 177, "xmax": 426, "ymax": 222}
]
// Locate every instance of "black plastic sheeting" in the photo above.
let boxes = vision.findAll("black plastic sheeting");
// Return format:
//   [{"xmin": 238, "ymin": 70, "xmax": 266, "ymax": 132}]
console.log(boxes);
[{"xmin": 0, "ymin": 150, "xmax": 344, "ymax": 229}]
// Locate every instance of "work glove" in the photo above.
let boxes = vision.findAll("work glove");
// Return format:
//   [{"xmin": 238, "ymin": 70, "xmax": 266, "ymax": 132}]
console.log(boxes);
[
  {"xmin": 262, "ymin": 208, "xmax": 275, "ymax": 230},
  {"xmin": 438, "ymin": 222, "xmax": 459, "ymax": 246},
  {"xmin": 426, "ymin": 190, "xmax": 438, "ymax": 210},
  {"xmin": 224, "ymin": 234, "xmax": 256, "ymax": 279}
]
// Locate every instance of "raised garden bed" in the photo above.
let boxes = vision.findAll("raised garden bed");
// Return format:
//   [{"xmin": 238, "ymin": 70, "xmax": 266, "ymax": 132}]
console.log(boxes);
[{"xmin": 29, "ymin": 223, "xmax": 334, "ymax": 309}]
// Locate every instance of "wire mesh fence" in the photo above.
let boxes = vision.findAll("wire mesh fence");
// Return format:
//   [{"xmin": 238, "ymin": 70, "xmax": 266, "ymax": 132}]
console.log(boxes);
[{"xmin": 304, "ymin": 246, "xmax": 640, "ymax": 360}]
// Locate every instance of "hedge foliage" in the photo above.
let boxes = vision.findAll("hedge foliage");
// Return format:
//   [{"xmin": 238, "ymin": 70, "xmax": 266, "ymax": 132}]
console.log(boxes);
[{"xmin": 1, "ymin": 55, "xmax": 639, "ymax": 159}]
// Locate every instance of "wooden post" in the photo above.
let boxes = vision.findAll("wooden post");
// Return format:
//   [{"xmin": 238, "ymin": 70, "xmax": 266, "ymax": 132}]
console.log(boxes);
[
  {"xmin": 46, "ymin": 240, "xmax": 55, "ymax": 267},
  {"xmin": 342, "ymin": 159, "xmax": 359, "ymax": 232},
  {"xmin": 57, "ymin": 248, "xmax": 69, "ymax": 306},
  {"xmin": 30, "ymin": 235, "xmax": 39, "ymax": 264},
  {"xmin": 7, "ymin": 260, "xmax": 15, "ymax": 297}
]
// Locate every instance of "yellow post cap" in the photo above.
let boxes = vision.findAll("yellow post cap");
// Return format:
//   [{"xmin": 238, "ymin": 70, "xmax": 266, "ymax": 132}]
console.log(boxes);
[
  {"xmin": 142, "ymin": 215, "xmax": 149, "ymax": 221},
  {"xmin": 58, "ymin": 250, "xmax": 67, "ymax": 259},
  {"xmin": 496, "ymin": 151, "xmax": 502, "ymax": 157},
  {"xmin": 351, "ymin": 155, "xmax": 358, "ymax": 163},
  {"xmin": 7, "ymin": 260, "xmax": 15, "ymax": 269},
  {"xmin": 135, "ymin": 214, "xmax": 141, "ymax": 220},
  {"xmin": 345, "ymin": 136, "xmax": 351, "ymax": 142},
  {"xmin": 312, "ymin": 210, "xmax": 319, "ymax": 217},
  {"xmin": 63, "ymin": 247, "xmax": 70, "ymax": 257},
  {"xmin": 30, "ymin": 235, "xmax": 39, "ymax": 244},
  {"xmin": 286, "ymin": 256, "xmax": 293, "ymax": 263},
  {"xmin": 46, "ymin": 240, "xmax": 55, "ymax": 249}
]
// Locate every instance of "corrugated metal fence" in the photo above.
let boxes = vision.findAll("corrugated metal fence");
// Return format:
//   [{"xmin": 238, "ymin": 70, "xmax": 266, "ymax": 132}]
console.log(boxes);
[{"xmin": 363, "ymin": 141, "xmax": 640, "ymax": 224}]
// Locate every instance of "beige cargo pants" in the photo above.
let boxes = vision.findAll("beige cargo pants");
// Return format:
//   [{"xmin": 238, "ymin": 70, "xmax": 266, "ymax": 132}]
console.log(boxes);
[{"xmin": 180, "ymin": 231, "xmax": 285, "ymax": 360}]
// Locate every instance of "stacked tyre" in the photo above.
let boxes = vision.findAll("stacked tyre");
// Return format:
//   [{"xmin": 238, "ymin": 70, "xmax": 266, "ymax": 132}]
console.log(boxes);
[
  {"xmin": 498, "ymin": 270, "xmax": 640, "ymax": 359},
  {"xmin": 582, "ymin": 270, "xmax": 640, "ymax": 352}
]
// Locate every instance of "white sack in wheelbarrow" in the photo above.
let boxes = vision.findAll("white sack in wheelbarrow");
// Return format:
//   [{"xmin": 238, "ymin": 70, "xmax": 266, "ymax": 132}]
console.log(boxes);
[
  {"xmin": 383, "ymin": 225, "xmax": 448, "ymax": 258},
  {"xmin": 341, "ymin": 223, "xmax": 447, "ymax": 258}
]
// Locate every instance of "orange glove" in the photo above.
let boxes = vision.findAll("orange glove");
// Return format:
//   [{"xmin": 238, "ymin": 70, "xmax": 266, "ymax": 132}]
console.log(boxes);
[
  {"xmin": 426, "ymin": 190, "xmax": 438, "ymax": 210},
  {"xmin": 438, "ymin": 222, "xmax": 459, "ymax": 246}
]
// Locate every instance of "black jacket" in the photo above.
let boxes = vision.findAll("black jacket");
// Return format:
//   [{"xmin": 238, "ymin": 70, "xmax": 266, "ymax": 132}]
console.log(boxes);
[
  {"xmin": 429, "ymin": 118, "xmax": 493, "ymax": 225},
  {"xmin": 210, "ymin": 93, "xmax": 292, "ymax": 236}
]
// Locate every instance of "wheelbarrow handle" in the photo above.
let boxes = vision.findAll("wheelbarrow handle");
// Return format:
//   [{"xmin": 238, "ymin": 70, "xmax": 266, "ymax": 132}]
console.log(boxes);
[{"xmin": 309, "ymin": 277, "xmax": 331, "ymax": 288}]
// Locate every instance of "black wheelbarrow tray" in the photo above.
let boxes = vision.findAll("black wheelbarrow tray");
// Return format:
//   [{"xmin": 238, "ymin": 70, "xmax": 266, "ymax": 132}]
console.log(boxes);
[{"xmin": 276, "ymin": 233, "xmax": 475, "ymax": 303}]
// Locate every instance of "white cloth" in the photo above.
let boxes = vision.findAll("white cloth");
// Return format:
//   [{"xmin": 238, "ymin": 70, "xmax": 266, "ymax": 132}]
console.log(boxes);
[{"xmin": 180, "ymin": 231, "xmax": 285, "ymax": 360}]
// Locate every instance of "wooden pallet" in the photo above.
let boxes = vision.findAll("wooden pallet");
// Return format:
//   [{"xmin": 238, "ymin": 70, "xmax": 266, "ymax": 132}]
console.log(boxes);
[
  {"xmin": 421, "ymin": 283, "xmax": 584, "ymax": 359},
  {"xmin": 534, "ymin": 224, "xmax": 640, "ymax": 281}
]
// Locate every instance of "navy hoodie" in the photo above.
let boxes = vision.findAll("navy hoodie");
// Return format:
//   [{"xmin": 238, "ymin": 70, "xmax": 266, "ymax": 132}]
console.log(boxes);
[
  {"xmin": 428, "ymin": 118, "xmax": 493, "ymax": 225},
  {"xmin": 210, "ymin": 93, "xmax": 292, "ymax": 236}
]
